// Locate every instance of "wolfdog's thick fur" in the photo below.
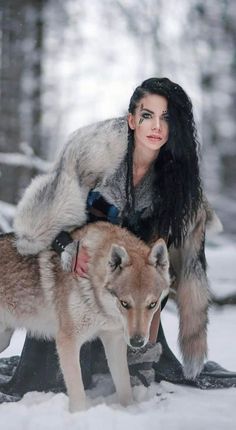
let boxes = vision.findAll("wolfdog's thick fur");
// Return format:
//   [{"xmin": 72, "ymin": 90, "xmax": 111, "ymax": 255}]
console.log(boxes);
[{"xmin": 0, "ymin": 221, "xmax": 170, "ymax": 412}]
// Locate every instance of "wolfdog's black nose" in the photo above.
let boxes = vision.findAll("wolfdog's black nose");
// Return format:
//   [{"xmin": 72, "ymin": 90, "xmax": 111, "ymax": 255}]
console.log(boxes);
[{"xmin": 130, "ymin": 335, "xmax": 145, "ymax": 348}]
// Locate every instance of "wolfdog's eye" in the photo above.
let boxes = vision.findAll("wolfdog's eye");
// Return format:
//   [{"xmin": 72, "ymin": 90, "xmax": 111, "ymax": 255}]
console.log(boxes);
[
  {"xmin": 148, "ymin": 301, "xmax": 157, "ymax": 310},
  {"xmin": 120, "ymin": 300, "xmax": 131, "ymax": 309}
]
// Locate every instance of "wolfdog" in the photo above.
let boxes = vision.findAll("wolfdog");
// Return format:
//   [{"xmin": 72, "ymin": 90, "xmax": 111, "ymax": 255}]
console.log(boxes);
[{"xmin": 0, "ymin": 221, "xmax": 170, "ymax": 412}]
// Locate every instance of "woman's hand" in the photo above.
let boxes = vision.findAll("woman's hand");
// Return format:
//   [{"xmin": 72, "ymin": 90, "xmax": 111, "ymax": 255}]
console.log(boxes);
[{"xmin": 73, "ymin": 245, "xmax": 90, "ymax": 278}]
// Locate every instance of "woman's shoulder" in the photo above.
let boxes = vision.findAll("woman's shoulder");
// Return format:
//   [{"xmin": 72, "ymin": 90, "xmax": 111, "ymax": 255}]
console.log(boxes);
[
  {"xmin": 67, "ymin": 116, "xmax": 128, "ymax": 153},
  {"xmin": 54, "ymin": 117, "xmax": 129, "ymax": 184}
]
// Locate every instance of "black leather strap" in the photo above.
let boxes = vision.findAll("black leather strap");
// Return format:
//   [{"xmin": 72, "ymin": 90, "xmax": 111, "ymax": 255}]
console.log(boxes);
[{"xmin": 52, "ymin": 231, "xmax": 73, "ymax": 255}]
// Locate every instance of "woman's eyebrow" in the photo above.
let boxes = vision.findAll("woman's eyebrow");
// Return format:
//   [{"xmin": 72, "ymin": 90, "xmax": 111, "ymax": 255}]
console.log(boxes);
[
  {"xmin": 140, "ymin": 107, "xmax": 154, "ymax": 114},
  {"xmin": 140, "ymin": 106, "xmax": 168, "ymax": 115}
]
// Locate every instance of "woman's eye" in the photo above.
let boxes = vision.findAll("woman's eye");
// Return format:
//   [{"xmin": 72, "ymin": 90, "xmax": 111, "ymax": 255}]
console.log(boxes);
[
  {"xmin": 120, "ymin": 300, "xmax": 130, "ymax": 309},
  {"xmin": 141, "ymin": 112, "xmax": 152, "ymax": 119},
  {"xmin": 148, "ymin": 301, "xmax": 157, "ymax": 310},
  {"xmin": 161, "ymin": 114, "xmax": 170, "ymax": 122}
]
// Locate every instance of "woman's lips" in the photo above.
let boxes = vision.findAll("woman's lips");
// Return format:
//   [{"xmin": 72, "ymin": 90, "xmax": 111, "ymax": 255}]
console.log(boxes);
[{"xmin": 147, "ymin": 135, "xmax": 162, "ymax": 140}]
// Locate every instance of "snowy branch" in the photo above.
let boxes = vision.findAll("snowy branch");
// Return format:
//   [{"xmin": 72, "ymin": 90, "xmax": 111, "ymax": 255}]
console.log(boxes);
[
  {"xmin": 212, "ymin": 293, "xmax": 236, "ymax": 306},
  {"xmin": 0, "ymin": 152, "xmax": 51, "ymax": 173},
  {"xmin": 0, "ymin": 142, "xmax": 52, "ymax": 173},
  {"xmin": 0, "ymin": 144, "xmax": 52, "ymax": 232}
]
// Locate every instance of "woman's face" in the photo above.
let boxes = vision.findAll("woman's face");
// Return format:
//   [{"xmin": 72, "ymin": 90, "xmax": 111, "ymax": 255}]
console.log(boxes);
[{"xmin": 128, "ymin": 94, "xmax": 169, "ymax": 155}]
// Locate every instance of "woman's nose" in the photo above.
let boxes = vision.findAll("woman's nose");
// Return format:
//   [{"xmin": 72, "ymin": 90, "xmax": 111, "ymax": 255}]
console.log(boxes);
[{"xmin": 152, "ymin": 118, "xmax": 161, "ymax": 130}]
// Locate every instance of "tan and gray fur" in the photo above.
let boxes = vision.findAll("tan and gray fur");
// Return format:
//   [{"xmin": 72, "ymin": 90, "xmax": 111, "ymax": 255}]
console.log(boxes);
[
  {"xmin": 0, "ymin": 222, "xmax": 170, "ymax": 412},
  {"xmin": 13, "ymin": 117, "xmax": 222, "ymax": 380}
]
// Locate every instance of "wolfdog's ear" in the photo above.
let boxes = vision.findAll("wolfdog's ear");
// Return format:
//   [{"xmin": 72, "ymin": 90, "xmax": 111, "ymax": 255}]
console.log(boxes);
[
  {"xmin": 108, "ymin": 244, "xmax": 130, "ymax": 271},
  {"xmin": 148, "ymin": 239, "xmax": 169, "ymax": 272}
]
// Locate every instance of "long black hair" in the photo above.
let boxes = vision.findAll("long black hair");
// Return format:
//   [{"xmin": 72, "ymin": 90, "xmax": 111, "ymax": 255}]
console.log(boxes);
[{"xmin": 126, "ymin": 77, "xmax": 202, "ymax": 248}]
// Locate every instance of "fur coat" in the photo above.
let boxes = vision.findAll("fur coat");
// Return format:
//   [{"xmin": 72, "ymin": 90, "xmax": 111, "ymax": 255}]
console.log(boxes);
[{"xmin": 13, "ymin": 116, "xmax": 221, "ymax": 379}]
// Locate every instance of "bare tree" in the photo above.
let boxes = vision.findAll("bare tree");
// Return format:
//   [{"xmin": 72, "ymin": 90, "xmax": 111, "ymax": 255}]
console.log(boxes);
[
  {"xmin": 0, "ymin": 0, "xmax": 45, "ymax": 204},
  {"xmin": 185, "ymin": 0, "xmax": 236, "ymax": 236}
]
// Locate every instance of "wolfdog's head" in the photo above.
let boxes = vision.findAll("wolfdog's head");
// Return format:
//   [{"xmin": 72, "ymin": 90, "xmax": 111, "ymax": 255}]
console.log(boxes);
[
  {"xmin": 104, "ymin": 238, "xmax": 170, "ymax": 349},
  {"xmin": 77, "ymin": 223, "xmax": 170, "ymax": 349}
]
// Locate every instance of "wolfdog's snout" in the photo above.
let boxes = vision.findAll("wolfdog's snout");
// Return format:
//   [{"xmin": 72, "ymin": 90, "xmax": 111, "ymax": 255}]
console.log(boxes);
[{"xmin": 129, "ymin": 334, "xmax": 145, "ymax": 348}]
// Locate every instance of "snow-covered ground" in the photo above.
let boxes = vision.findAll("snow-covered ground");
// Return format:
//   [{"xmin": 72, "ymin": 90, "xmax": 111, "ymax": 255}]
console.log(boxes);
[{"xmin": 0, "ymin": 234, "xmax": 235, "ymax": 429}]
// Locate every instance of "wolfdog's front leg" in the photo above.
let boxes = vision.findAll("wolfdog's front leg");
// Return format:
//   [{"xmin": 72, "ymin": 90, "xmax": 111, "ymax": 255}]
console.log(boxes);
[
  {"xmin": 99, "ymin": 330, "xmax": 133, "ymax": 407},
  {"xmin": 56, "ymin": 331, "xmax": 86, "ymax": 413}
]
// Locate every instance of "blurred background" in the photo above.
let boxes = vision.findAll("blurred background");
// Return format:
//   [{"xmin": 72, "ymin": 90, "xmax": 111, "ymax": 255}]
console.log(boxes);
[{"xmin": 0, "ymin": 0, "xmax": 235, "ymax": 236}]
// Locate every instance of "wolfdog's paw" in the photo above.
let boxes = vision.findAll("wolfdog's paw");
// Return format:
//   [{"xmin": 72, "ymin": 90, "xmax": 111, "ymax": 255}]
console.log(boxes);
[
  {"xmin": 119, "ymin": 393, "xmax": 134, "ymax": 407},
  {"xmin": 69, "ymin": 398, "xmax": 88, "ymax": 413}
]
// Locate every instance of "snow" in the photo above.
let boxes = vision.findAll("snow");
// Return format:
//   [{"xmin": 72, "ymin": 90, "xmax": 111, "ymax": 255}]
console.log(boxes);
[
  {"xmin": 0, "ymin": 233, "xmax": 235, "ymax": 428},
  {"xmin": 0, "ymin": 384, "xmax": 235, "ymax": 430}
]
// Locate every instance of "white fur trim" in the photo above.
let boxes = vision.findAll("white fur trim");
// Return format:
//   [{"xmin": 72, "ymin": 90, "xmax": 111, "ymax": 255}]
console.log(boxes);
[
  {"xmin": 60, "ymin": 241, "xmax": 78, "ymax": 272},
  {"xmin": 183, "ymin": 356, "xmax": 204, "ymax": 379}
]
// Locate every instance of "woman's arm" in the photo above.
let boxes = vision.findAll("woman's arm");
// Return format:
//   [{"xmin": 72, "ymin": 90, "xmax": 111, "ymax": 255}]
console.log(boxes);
[
  {"xmin": 14, "ymin": 117, "xmax": 128, "ymax": 255},
  {"xmin": 14, "ymin": 166, "xmax": 88, "ymax": 255},
  {"xmin": 169, "ymin": 201, "xmax": 222, "ymax": 379},
  {"xmin": 170, "ymin": 207, "xmax": 209, "ymax": 379}
]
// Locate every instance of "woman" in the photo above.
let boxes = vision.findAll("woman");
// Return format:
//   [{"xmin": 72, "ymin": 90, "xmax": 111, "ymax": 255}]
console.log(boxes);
[{"xmin": 1, "ymin": 77, "xmax": 235, "ymax": 398}]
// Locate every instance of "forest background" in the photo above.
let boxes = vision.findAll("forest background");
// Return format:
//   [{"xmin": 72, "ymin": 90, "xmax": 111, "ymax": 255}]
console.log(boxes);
[
  {"xmin": 0, "ymin": 3, "xmax": 236, "ymax": 427},
  {"xmin": 0, "ymin": 0, "xmax": 235, "ymax": 238}
]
